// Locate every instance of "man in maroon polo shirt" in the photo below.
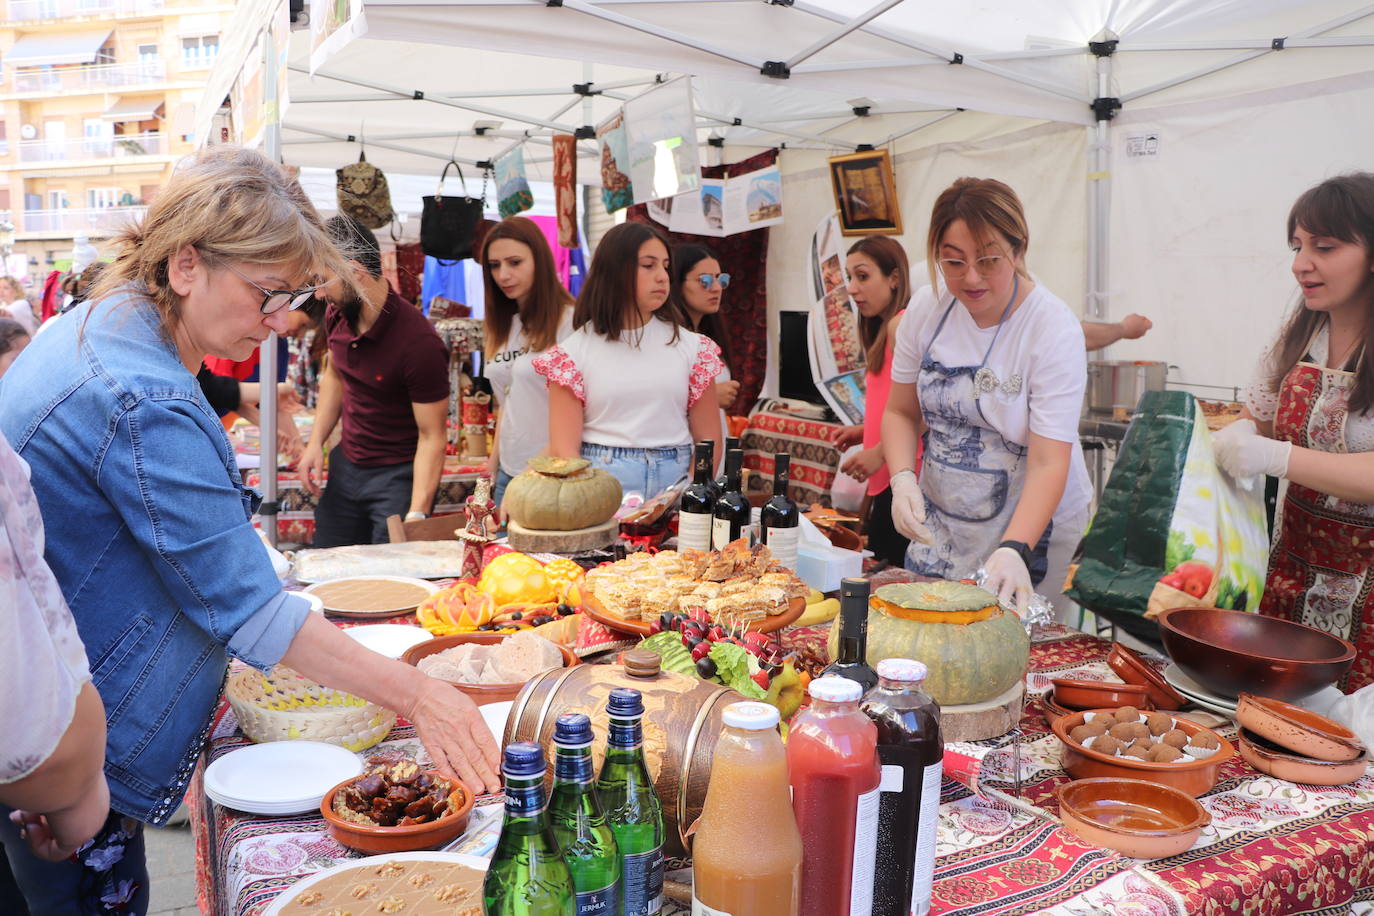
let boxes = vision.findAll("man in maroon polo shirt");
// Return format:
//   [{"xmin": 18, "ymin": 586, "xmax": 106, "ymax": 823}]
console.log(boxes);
[{"xmin": 298, "ymin": 216, "xmax": 450, "ymax": 546}]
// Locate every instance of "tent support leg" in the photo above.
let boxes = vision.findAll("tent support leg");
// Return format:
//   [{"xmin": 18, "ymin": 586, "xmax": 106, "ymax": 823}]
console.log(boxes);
[{"xmin": 1087, "ymin": 42, "xmax": 1116, "ymax": 332}]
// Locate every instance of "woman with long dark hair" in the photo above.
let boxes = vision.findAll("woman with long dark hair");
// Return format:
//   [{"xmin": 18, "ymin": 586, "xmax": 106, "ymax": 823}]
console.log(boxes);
[
  {"xmin": 535, "ymin": 221, "xmax": 723, "ymax": 498},
  {"xmin": 669, "ymin": 243, "xmax": 740, "ymax": 410},
  {"xmin": 1214, "ymin": 172, "xmax": 1374, "ymax": 691},
  {"xmin": 481, "ymin": 216, "xmax": 575, "ymax": 507}
]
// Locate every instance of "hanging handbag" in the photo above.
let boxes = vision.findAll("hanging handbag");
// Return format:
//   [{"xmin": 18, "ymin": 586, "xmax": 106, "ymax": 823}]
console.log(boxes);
[
  {"xmin": 420, "ymin": 161, "xmax": 486, "ymax": 263},
  {"xmin": 335, "ymin": 151, "xmax": 395, "ymax": 229}
]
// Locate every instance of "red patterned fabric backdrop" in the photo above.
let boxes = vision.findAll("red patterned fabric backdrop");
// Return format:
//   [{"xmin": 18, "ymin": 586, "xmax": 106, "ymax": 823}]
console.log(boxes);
[{"xmin": 628, "ymin": 148, "xmax": 776, "ymax": 413}]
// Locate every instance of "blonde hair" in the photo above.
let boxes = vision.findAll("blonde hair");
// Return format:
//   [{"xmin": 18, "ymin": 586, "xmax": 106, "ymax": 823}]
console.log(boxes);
[
  {"xmin": 926, "ymin": 177, "xmax": 1031, "ymax": 295},
  {"xmin": 90, "ymin": 146, "xmax": 355, "ymax": 334},
  {"xmin": 0, "ymin": 276, "xmax": 22, "ymax": 301}
]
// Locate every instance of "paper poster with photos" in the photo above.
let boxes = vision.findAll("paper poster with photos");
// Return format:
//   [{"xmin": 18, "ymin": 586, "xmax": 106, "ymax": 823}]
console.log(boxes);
[
  {"xmin": 668, "ymin": 164, "xmax": 784, "ymax": 237},
  {"xmin": 810, "ymin": 213, "xmax": 864, "ymax": 372},
  {"xmin": 597, "ymin": 111, "xmax": 634, "ymax": 214},
  {"xmin": 807, "ymin": 312, "xmax": 866, "ymax": 425},
  {"xmin": 828, "ymin": 149, "xmax": 902, "ymax": 236},
  {"xmin": 231, "ymin": 36, "xmax": 264, "ymax": 149},
  {"xmin": 310, "ymin": 0, "xmax": 367, "ymax": 74},
  {"xmin": 623, "ymin": 77, "xmax": 701, "ymax": 204}
]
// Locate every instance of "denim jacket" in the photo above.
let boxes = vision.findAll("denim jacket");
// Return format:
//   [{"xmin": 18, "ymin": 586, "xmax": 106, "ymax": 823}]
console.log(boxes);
[{"xmin": 0, "ymin": 289, "xmax": 309, "ymax": 824}]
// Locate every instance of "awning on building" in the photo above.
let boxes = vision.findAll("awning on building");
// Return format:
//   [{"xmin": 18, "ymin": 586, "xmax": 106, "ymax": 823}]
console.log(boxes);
[
  {"xmin": 102, "ymin": 96, "xmax": 165, "ymax": 122},
  {"xmin": 6, "ymin": 29, "xmax": 112, "ymax": 67}
]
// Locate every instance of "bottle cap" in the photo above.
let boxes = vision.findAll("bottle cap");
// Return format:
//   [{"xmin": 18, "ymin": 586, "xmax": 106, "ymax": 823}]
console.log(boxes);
[
  {"xmin": 502, "ymin": 741, "xmax": 546, "ymax": 778},
  {"xmin": 607, "ymin": 687, "xmax": 645, "ymax": 718},
  {"xmin": 623, "ymin": 650, "xmax": 662, "ymax": 679},
  {"xmin": 876, "ymin": 658, "xmax": 929, "ymax": 683},
  {"xmin": 553, "ymin": 712, "xmax": 593, "ymax": 746},
  {"xmin": 808, "ymin": 675, "xmax": 863, "ymax": 703},
  {"xmin": 722, "ymin": 701, "xmax": 780, "ymax": 730}
]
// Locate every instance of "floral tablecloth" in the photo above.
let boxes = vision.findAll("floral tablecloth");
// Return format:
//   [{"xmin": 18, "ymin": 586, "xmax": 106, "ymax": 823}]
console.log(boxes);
[{"xmin": 191, "ymin": 625, "xmax": 1374, "ymax": 916}]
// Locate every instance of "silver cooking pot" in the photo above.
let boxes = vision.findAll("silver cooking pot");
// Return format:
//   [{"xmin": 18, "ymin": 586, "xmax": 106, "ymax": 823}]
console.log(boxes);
[{"xmin": 1086, "ymin": 360, "xmax": 1169, "ymax": 415}]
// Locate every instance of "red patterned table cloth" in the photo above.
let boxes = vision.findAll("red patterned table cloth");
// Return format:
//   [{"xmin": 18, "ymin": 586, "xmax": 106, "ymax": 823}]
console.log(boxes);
[
  {"xmin": 740, "ymin": 407, "xmax": 843, "ymax": 506},
  {"xmin": 191, "ymin": 625, "xmax": 1374, "ymax": 916}
]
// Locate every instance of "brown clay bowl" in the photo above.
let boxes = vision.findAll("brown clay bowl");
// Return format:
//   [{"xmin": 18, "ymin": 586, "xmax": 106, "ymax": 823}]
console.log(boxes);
[
  {"xmin": 1041, "ymin": 690, "xmax": 1074, "ymax": 729},
  {"xmin": 402, "ymin": 632, "xmax": 578, "ymax": 705},
  {"xmin": 1235, "ymin": 694, "xmax": 1366, "ymax": 762},
  {"xmin": 1051, "ymin": 678, "xmax": 1155, "ymax": 711},
  {"xmin": 1157, "ymin": 607, "xmax": 1355, "ymax": 702},
  {"xmin": 1056, "ymin": 778, "xmax": 1210, "ymax": 859},
  {"xmin": 1237, "ymin": 729, "xmax": 1371, "ymax": 786},
  {"xmin": 320, "ymin": 770, "xmax": 474, "ymax": 854},
  {"xmin": 1107, "ymin": 643, "xmax": 1189, "ymax": 711},
  {"xmin": 1052, "ymin": 709, "xmax": 1234, "ymax": 797}
]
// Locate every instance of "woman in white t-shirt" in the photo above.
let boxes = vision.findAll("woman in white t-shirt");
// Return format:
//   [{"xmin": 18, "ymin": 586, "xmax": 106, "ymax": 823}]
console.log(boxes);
[
  {"xmin": 534, "ymin": 222, "xmax": 724, "ymax": 500},
  {"xmin": 881, "ymin": 177, "xmax": 1091, "ymax": 618},
  {"xmin": 481, "ymin": 217, "xmax": 575, "ymax": 509}
]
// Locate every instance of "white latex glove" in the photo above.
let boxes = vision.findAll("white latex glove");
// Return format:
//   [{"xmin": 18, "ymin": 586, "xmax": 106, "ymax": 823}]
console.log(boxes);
[
  {"xmin": 984, "ymin": 546, "xmax": 1032, "ymax": 616},
  {"xmin": 1212, "ymin": 419, "xmax": 1292, "ymax": 481},
  {"xmin": 889, "ymin": 469, "xmax": 933, "ymax": 544}
]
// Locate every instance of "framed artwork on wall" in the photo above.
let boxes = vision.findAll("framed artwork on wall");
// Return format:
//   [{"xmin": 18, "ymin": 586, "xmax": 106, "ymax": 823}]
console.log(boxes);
[{"xmin": 827, "ymin": 149, "xmax": 902, "ymax": 236}]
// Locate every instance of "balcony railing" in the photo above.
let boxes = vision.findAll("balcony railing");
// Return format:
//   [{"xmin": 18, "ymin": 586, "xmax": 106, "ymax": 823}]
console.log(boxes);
[
  {"xmin": 6, "ymin": 0, "xmax": 162, "ymax": 19},
  {"xmin": 20, "ymin": 206, "xmax": 146, "ymax": 235},
  {"xmin": 11, "ymin": 60, "xmax": 166, "ymax": 93},
  {"xmin": 16, "ymin": 132, "xmax": 167, "ymax": 163}
]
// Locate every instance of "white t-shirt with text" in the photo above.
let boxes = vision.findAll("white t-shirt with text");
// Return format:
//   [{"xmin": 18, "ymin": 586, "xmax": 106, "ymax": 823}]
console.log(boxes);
[{"xmin": 486, "ymin": 309, "xmax": 574, "ymax": 477}]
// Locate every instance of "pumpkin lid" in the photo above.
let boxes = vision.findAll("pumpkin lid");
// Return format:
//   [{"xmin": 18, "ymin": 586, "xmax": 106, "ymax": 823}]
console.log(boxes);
[
  {"xmin": 526, "ymin": 456, "xmax": 591, "ymax": 477},
  {"xmin": 874, "ymin": 581, "xmax": 999, "ymax": 612}
]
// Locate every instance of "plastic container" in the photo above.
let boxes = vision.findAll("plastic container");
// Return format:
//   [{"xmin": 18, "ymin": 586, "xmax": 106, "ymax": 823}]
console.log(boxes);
[{"xmin": 796, "ymin": 542, "xmax": 868, "ymax": 593}]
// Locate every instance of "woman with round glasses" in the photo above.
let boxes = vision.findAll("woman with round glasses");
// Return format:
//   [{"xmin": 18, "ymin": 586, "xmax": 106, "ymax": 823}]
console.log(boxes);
[
  {"xmin": 671, "ymin": 244, "xmax": 740, "ymax": 411},
  {"xmin": 0, "ymin": 147, "xmax": 500, "ymax": 911},
  {"xmin": 881, "ymin": 177, "xmax": 1091, "ymax": 618}
]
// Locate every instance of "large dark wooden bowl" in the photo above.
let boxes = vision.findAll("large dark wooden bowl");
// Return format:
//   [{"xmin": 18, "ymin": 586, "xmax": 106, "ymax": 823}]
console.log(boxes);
[{"xmin": 1157, "ymin": 607, "xmax": 1355, "ymax": 702}]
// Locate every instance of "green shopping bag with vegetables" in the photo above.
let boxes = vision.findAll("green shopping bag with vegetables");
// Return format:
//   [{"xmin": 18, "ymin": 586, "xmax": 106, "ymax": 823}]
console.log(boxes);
[{"xmin": 1066, "ymin": 390, "xmax": 1269, "ymax": 644}]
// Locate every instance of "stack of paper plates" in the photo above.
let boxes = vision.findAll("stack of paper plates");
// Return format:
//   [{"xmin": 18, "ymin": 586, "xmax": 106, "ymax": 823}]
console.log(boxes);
[{"xmin": 204, "ymin": 741, "xmax": 363, "ymax": 815}]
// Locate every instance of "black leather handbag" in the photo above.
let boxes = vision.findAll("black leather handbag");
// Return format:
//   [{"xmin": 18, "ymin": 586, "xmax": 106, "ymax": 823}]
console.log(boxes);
[{"xmin": 420, "ymin": 161, "xmax": 485, "ymax": 262}]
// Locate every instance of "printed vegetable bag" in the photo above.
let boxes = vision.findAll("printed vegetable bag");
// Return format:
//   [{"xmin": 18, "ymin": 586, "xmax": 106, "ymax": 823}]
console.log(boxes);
[{"xmin": 1066, "ymin": 390, "xmax": 1269, "ymax": 644}]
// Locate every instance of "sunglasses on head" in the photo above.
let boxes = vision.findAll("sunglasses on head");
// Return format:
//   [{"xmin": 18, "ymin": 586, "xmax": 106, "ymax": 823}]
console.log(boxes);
[{"xmin": 696, "ymin": 272, "xmax": 731, "ymax": 290}]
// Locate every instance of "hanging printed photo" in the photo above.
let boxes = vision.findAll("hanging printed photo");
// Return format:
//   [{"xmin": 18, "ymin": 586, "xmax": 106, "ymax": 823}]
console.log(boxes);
[
  {"xmin": 623, "ymin": 76, "xmax": 701, "ymax": 204},
  {"xmin": 496, "ymin": 148, "xmax": 534, "ymax": 218},
  {"xmin": 309, "ymin": 0, "xmax": 367, "ymax": 74},
  {"xmin": 597, "ymin": 111, "xmax": 634, "ymax": 214},
  {"xmin": 552, "ymin": 134, "xmax": 578, "ymax": 248}
]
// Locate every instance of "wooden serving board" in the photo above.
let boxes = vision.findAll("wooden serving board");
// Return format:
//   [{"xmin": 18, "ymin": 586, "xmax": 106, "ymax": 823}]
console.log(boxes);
[
  {"xmin": 940, "ymin": 681, "xmax": 1025, "ymax": 742},
  {"xmin": 506, "ymin": 518, "xmax": 619, "ymax": 554},
  {"xmin": 582, "ymin": 593, "xmax": 807, "ymax": 636}
]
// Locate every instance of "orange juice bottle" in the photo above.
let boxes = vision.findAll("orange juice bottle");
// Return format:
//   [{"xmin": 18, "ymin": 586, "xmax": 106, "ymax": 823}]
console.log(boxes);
[{"xmin": 691, "ymin": 702, "xmax": 802, "ymax": 916}]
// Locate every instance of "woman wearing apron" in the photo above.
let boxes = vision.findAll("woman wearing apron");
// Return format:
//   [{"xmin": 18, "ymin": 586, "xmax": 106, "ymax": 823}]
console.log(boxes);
[
  {"xmin": 881, "ymin": 178, "xmax": 1092, "ymax": 619},
  {"xmin": 1214, "ymin": 172, "xmax": 1374, "ymax": 692}
]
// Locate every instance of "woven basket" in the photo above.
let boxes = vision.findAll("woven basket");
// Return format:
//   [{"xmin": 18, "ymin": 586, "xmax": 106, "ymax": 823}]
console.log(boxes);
[{"xmin": 225, "ymin": 665, "xmax": 397, "ymax": 752}]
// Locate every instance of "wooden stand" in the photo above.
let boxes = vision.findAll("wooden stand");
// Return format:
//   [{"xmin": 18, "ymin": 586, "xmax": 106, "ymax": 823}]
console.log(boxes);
[
  {"xmin": 507, "ymin": 518, "xmax": 619, "ymax": 554},
  {"xmin": 939, "ymin": 681, "xmax": 1025, "ymax": 742}
]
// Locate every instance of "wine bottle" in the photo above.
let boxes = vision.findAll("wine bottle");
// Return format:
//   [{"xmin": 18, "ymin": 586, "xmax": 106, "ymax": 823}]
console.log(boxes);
[
  {"xmin": 712, "ymin": 448, "xmax": 750, "ymax": 550},
  {"xmin": 759, "ymin": 453, "xmax": 800, "ymax": 570},
  {"xmin": 485, "ymin": 743, "xmax": 577, "ymax": 916},
  {"xmin": 820, "ymin": 578, "xmax": 878, "ymax": 693},
  {"xmin": 548, "ymin": 714, "xmax": 622, "ymax": 916},
  {"xmin": 698, "ymin": 439, "xmax": 721, "ymax": 501},
  {"xmin": 677, "ymin": 442, "xmax": 715, "ymax": 553},
  {"xmin": 714, "ymin": 436, "xmax": 740, "ymax": 493},
  {"xmin": 596, "ymin": 688, "xmax": 664, "ymax": 916}
]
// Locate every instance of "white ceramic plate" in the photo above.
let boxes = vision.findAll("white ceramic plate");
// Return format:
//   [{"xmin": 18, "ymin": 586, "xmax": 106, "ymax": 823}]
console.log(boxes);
[
  {"xmin": 1163, "ymin": 664, "xmax": 1239, "ymax": 715},
  {"xmin": 298, "ymin": 592, "xmax": 325, "ymax": 614},
  {"xmin": 204, "ymin": 741, "xmax": 362, "ymax": 815},
  {"xmin": 480, "ymin": 701, "xmax": 513, "ymax": 745},
  {"xmin": 344, "ymin": 624, "xmax": 433, "ymax": 659},
  {"xmin": 261, "ymin": 851, "xmax": 489, "ymax": 916}
]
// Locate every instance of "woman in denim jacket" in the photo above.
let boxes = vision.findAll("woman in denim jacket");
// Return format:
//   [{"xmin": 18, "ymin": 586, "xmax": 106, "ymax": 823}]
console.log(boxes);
[{"xmin": 0, "ymin": 147, "xmax": 499, "ymax": 914}]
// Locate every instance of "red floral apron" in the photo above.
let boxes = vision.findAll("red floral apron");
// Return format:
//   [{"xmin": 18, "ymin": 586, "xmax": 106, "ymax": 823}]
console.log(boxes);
[{"xmin": 1261, "ymin": 356, "xmax": 1374, "ymax": 692}]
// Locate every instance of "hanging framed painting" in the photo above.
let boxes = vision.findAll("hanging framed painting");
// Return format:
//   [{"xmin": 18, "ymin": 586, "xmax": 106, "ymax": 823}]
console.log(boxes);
[{"xmin": 827, "ymin": 149, "xmax": 902, "ymax": 236}]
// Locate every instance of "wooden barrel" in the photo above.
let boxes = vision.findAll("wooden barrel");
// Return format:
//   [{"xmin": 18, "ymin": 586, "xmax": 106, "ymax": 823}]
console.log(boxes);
[{"xmin": 504, "ymin": 651, "xmax": 743, "ymax": 857}]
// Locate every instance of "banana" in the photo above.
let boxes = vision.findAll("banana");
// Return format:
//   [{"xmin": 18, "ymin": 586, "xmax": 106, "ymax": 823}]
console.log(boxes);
[
  {"xmin": 806, "ymin": 588, "xmax": 825, "ymax": 605},
  {"xmin": 796, "ymin": 597, "xmax": 840, "ymax": 627}
]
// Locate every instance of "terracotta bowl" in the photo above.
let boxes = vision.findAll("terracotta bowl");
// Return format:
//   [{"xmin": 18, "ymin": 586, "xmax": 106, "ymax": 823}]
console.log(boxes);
[
  {"xmin": 1041, "ymin": 690, "xmax": 1074, "ymax": 729},
  {"xmin": 1056, "ymin": 778, "xmax": 1210, "ymax": 859},
  {"xmin": 1235, "ymin": 694, "xmax": 1365, "ymax": 762},
  {"xmin": 1051, "ymin": 678, "xmax": 1155, "ymax": 711},
  {"xmin": 1107, "ymin": 643, "xmax": 1188, "ymax": 711},
  {"xmin": 320, "ymin": 771, "xmax": 474, "ymax": 854},
  {"xmin": 1052, "ymin": 709, "xmax": 1234, "ymax": 797},
  {"xmin": 402, "ymin": 632, "xmax": 578, "ymax": 705},
  {"xmin": 1157, "ymin": 607, "xmax": 1355, "ymax": 702},
  {"xmin": 1237, "ymin": 729, "xmax": 1371, "ymax": 786}
]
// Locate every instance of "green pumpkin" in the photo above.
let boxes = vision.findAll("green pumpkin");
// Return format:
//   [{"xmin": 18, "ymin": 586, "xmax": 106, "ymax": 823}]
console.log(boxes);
[
  {"xmin": 501, "ymin": 456, "xmax": 623, "ymax": 531},
  {"xmin": 827, "ymin": 581, "xmax": 1028, "ymax": 706}
]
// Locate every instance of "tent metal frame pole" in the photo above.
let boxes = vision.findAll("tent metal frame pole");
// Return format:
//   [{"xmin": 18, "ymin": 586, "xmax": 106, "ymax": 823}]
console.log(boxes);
[
  {"xmin": 557, "ymin": 0, "xmax": 765, "ymax": 69},
  {"xmin": 1087, "ymin": 51, "xmax": 1112, "ymax": 330},
  {"xmin": 696, "ymin": 108, "xmax": 856, "ymax": 149},
  {"xmin": 286, "ymin": 123, "xmax": 486, "ymax": 164},
  {"xmin": 784, "ymin": 0, "xmax": 906, "ymax": 70},
  {"xmin": 878, "ymin": 109, "xmax": 960, "ymax": 146},
  {"xmin": 1124, "ymin": 35, "xmax": 1374, "ymax": 51},
  {"xmin": 491, "ymin": 95, "xmax": 588, "ymax": 162},
  {"xmin": 260, "ymin": 14, "xmax": 281, "ymax": 548}
]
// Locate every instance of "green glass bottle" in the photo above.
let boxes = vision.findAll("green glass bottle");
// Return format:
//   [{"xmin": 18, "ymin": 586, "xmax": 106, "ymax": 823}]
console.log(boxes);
[
  {"xmin": 596, "ymin": 687, "xmax": 665, "ymax": 916},
  {"xmin": 484, "ymin": 742, "xmax": 576, "ymax": 916},
  {"xmin": 549, "ymin": 713, "xmax": 622, "ymax": 916}
]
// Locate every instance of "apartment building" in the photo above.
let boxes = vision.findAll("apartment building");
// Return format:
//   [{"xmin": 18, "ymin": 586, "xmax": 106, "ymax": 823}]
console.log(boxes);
[{"xmin": 0, "ymin": 0, "xmax": 233, "ymax": 282}]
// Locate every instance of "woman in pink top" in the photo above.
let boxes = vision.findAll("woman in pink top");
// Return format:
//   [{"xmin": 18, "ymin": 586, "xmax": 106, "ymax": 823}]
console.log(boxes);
[{"xmin": 832, "ymin": 235, "xmax": 913, "ymax": 566}]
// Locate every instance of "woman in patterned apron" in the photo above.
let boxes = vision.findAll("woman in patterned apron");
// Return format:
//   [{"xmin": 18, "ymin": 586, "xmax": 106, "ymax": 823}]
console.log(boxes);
[
  {"xmin": 880, "ymin": 178, "xmax": 1092, "ymax": 620},
  {"xmin": 1215, "ymin": 172, "xmax": 1374, "ymax": 692}
]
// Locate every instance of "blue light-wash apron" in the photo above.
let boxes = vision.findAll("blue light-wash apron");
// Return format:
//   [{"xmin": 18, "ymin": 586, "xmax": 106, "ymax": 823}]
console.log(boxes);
[{"xmin": 905, "ymin": 287, "xmax": 1050, "ymax": 583}]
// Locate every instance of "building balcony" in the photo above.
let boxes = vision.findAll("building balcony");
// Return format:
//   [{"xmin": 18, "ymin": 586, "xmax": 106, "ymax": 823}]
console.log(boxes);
[
  {"xmin": 15, "ymin": 132, "xmax": 167, "ymax": 164},
  {"xmin": 11, "ymin": 60, "xmax": 166, "ymax": 94},
  {"xmin": 19, "ymin": 205, "xmax": 146, "ymax": 236},
  {"xmin": 5, "ymin": 0, "xmax": 162, "ymax": 21}
]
